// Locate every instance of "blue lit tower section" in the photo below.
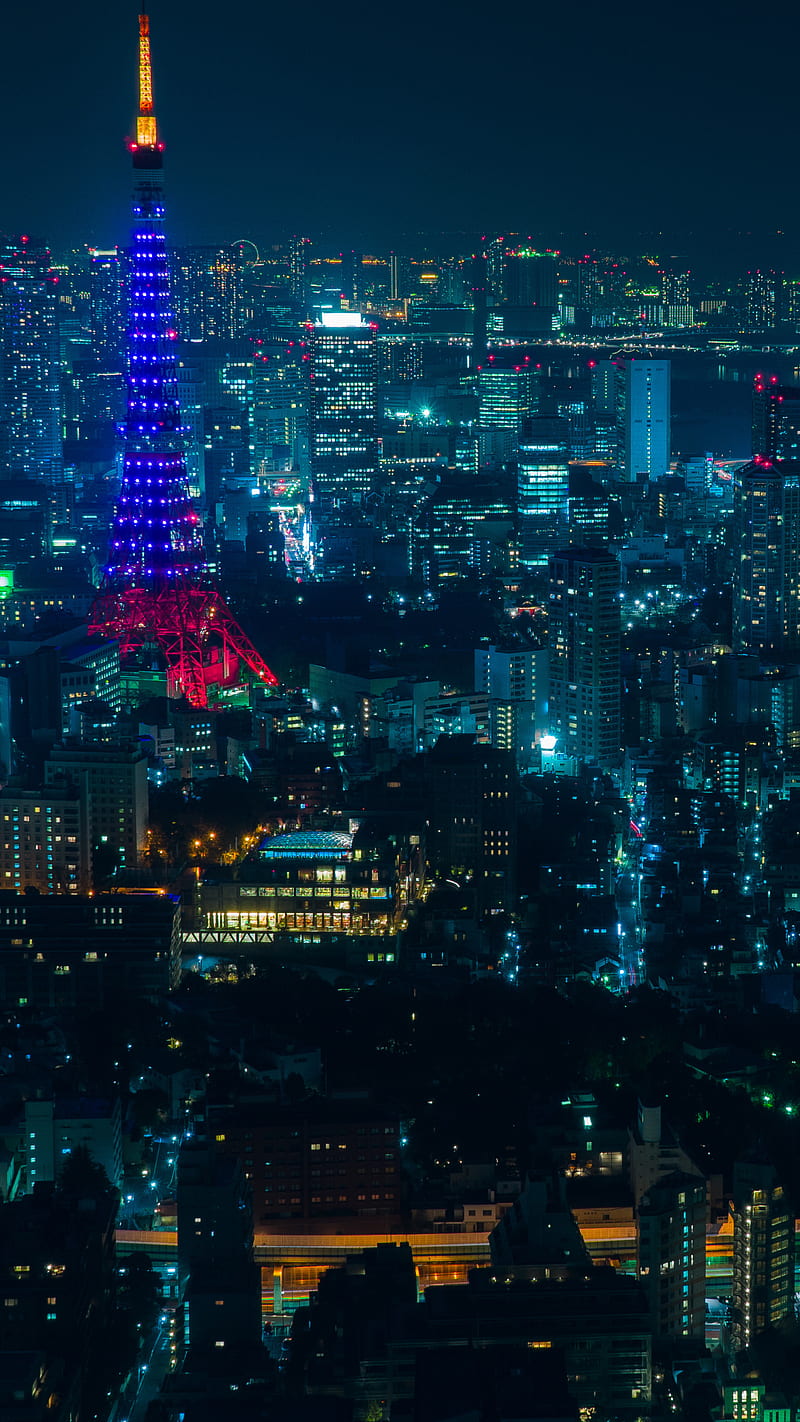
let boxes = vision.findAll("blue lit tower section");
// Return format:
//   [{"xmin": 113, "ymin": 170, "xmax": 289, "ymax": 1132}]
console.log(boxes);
[
  {"xmin": 107, "ymin": 107, "xmax": 206, "ymax": 586},
  {"xmin": 90, "ymin": 13, "xmax": 277, "ymax": 707}
]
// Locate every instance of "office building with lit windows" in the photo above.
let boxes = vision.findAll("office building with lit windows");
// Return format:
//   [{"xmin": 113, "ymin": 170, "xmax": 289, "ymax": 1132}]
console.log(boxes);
[
  {"xmin": 731, "ymin": 1159, "xmax": 794, "ymax": 1350},
  {"xmin": 427, "ymin": 736, "xmax": 516, "ymax": 913},
  {"xmin": 617, "ymin": 358, "xmax": 670, "ymax": 482},
  {"xmin": 310, "ymin": 313, "xmax": 378, "ymax": 510},
  {"xmin": 474, "ymin": 644, "xmax": 549, "ymax": 769},
  {"xmin": 88, "ymin": 247, "xmax": 126, "ymax": 368},
  {"xmin": 477, "ymin": 362, "xmax": 536, "ymax": 464},
  {"xmin": 195, "ymin": 823, "xmax": 422, "ymax": 968},
  {"xmin": 752, "ymin": 376, "xmax": 800, "ymax": 461},
  {"xmin": 172, "ymin": 244, "xmax": 243, "ymax": 339},
  {"xmin": 732, "ymin": 459, "xmax": 800, "ymax": 656},
  {"xmin": 637, "ymin": 1171, "xmax": 706, "ymax": 1343},
  {"xmin": 548, "ymin": 547, "xmax": 621, "ymax": 765},
  {"xmin": 516, "ymin": 417, "xmax": 569, "ymax": 568},
  {"xmin": 0, "ymin": 892, "xmax": 181, "ymax": 1007},
  {"xmin": 0, "ymin": 786, "xmax": 90, "ymax": 894},
  {"xmin": 0, "ymin": 237, "xmax": 63, "ymax": 486},
  {"xmin": 208, "ymin": 1099, "xmax": 403, "ymax": 1226},
  {"xmin": 44, "ymin": 743, "xmax": 148, "ymax": 871}
]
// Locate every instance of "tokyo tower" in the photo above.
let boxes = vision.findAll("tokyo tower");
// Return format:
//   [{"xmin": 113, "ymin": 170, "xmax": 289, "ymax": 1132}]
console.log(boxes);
[{"xmin": 89, "ymin": 14, "xmax": 278, "ymax": 708}]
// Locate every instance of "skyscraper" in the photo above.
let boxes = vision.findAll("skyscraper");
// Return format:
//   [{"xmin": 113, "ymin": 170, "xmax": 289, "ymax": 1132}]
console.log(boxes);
[
  {"xmin": 752, "ymin": 374, "xmax": 800, "ymax": 460},
  {"xmin": 617, "ymin": 358, "xmax": 670, "ymax": 482},
  {"xmin": 516, "ymin": 416, "xmax": 569, "ymax": 569},
  {"xmin": 172, "ymin": 244, "xmax": 243, "ymax": 340},
  {"xmin": 0, "ymin": 236, "xmax": 63, "ymax": 486},
  {"xmin": 637, "ymin": 1172, "xmax": 706, "ymax": 1343},
  {"xmin": 477, "ymin": 361, "xmax": 536, "ymax": 464},
  {"xmin": 501, "ymin": 245, "xmax": 558, "ymax": 312},
  {"xmin": 88, "ymin": 247, "xmax": 126, "ymax": 369},
  {"xmin": 548, "ymin": 546, "xmax": 621, "ymax": 764},
  {"xmin": 744, "ymin": 270, "xmax": 783, "ymax": 332},
  {"xmin": 289, "ymin": 234, "xmax": 311, "ymax": 307},
  {"xmin": 732, "ymin": 458, "xmax": 800, "ymax": 657},
  {"xmin": 309, "ymin": 312, "xmax": 378, "ymax": 511}
]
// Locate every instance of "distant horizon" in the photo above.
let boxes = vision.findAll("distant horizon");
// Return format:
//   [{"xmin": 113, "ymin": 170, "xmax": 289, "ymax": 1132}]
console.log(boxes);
[{"xmin": 30, "ymin": 225, "xmax": 800, "ymax": 281}]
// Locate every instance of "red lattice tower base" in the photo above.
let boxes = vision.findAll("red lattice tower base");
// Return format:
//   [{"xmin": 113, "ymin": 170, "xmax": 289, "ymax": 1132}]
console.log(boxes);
[{"xmin": 89, "ymin": 585, "xmax": 278, "ymax": 709}]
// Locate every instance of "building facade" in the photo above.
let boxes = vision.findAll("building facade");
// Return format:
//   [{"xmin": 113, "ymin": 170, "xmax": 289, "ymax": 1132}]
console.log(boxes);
[
  {"xmin": 0, "ymin": 237, "xmax": 63, "ymax": 487},
  {"xmin": 44, "ymin": 742, "xmax": 148, "ymax": 871},
  {"xmin": 617, "ymin": 358, "xmax": 670, "ymax": 483},
  {"xmin": 548, "ymin": 547, "xmax": 621, "ymax": 765},
  {"xmin": 0, "ymin": 786, "xmax": 90, "ymax": 894},
  {"xmin": 732, "ymin": 459, "xmax": 800, "ymax": 657},
  {"xmin": 637, "ymin": 1171, "xmax": 706, "ymax": 1343},
  {"xmin": 516, "ymin": 418, "xmax": 570, "ymax": 569},
  {"xmin": 310, "ymin": 313, "xmax": 378, "ymax": 511},
  {"xmin": 731, "ymin": 1159, "xmax": 794, "ymax": 1350}
]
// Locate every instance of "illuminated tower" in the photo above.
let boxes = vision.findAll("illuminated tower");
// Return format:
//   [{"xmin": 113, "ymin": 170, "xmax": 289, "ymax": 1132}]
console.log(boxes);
[{"xmin": 90, "ymin": 14, "xmax": 278, "ymax": 707}]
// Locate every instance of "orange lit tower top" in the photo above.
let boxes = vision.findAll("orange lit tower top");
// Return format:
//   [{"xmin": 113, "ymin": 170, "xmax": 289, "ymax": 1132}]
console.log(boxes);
[{"xmin": 136, "ymin": 13, "xmax": 158, "ymax": 149}]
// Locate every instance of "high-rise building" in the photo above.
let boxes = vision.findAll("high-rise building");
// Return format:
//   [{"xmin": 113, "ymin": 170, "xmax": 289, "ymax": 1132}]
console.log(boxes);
[
  {"xmin": 616, "ymin": 358, "xmax": 670, "ymax": 482},
  {"xmin": 252, "ymin": 338, "xmax": 309, "ymax": 474},
  {"xmin": 516, "ymin": 417, "xmax": 569, "ymax": 569},
  {"xmin": 731, "ymin": 1158, "xmax": 794, "ymax": 1350},
  {"xmin": 0, "ymin": 785, "xmax": 90, "ymax": 894},
  {"xmin": 474, "ymin": 644, "xmax": 549, "ymax": 768},
  {"xmin": 44, "ymin": 742, "xmax": 148, "ymax": 871},
  {"xmin": 548, "ymin": 546, "xmax": 621, "ymax": 764},
  {"xmin": 88, "ymin": 247, "xmax": 126, "ymax": 368},
  {"xmin": 568, "ymin": 465, "xmax": 610, "ymax": 547},
  {"xmin": 427, "ymin": 736, "xmax": 517, "ymax": 913},
  {"xmin": 477, "ymin": 361, "xmax": 536, "ymax": 464},
  {"xmin": 309, "ymin": 312, "xmax": 378, "ymax": 511},
  {"xmin": 289, "ymin": 234, "xmax": 311, "ymax": 307},
  {"xmin": 176, "ymin": 1137, "xmax": 261, "ymax": 1355},
  {"xmin": 744, "ymin": 270, "xmax": 783, "ymax": 332},
  {"xmin": 0, "ymin": 236, "xmax": 62, "ymax": 486},
  {"xmin": 501, "ymin": 245, "xmax": 558, "ymax": 310},
  {"xmin": 172, "ymin": 244, "xmax": 243, "ymax": 339},
  {"xmin": 637, "ymin": 1171, "xmax": 706, "ymax": 1343},
  {"xmin": 752, "ymin": 375, "xmax": 800, "ymax": 460},
  {"xmin": 732, "ymin": 459, "xmax": 800, "ymax": 656}
]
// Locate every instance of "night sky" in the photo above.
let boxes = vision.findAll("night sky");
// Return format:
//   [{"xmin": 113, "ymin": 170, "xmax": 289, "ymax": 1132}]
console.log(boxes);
[{"xmin": 4, "ymin": 0, "xmax": 800, "ymax": 257}]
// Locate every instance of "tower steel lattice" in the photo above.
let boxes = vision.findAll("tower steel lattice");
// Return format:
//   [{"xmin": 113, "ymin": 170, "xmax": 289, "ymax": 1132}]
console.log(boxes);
[{"xmin": 89, "ymin": 14, "xmax": 278, "ymax": 708}]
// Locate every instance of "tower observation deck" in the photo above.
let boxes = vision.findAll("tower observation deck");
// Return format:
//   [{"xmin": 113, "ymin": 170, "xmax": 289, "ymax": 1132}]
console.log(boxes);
[{"xmin": 89, "ymin": 14, "xmax": 278, "ymax": 708}]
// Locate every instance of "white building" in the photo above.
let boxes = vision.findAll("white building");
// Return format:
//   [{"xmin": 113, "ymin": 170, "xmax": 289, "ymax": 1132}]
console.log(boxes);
[
  {"xmin": 618, "ymin": 358, "xmax": 671, "ymax": 482},
  {"xmin": 24, "ymin": 1096, "xmax": 123, "ymax": 1191}
]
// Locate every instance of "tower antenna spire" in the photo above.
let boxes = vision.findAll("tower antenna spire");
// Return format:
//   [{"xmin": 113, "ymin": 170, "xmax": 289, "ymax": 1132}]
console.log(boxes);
[{"xmin": 136, "ymin": 12, "xmax": 157, "ymax": 148}]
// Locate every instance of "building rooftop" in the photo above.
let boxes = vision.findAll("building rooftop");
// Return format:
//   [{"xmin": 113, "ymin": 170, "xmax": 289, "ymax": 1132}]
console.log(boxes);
[{"xmin": 259, "ymin": 829, "xmax": 353, "ymax": 860}]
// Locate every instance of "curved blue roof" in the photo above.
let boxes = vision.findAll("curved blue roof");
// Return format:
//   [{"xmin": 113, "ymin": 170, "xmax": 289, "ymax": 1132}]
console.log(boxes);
[{"xmin": 259, "ymin": 829, "xmax": 353, "ymax": 860}]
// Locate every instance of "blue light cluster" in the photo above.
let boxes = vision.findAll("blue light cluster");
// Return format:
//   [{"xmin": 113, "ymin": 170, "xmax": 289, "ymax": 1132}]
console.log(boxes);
[{"xmin": 104, "ymin": 173, "xmax": 207, "ymax": 588}]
